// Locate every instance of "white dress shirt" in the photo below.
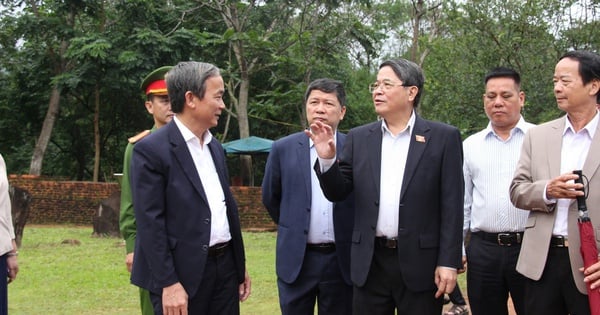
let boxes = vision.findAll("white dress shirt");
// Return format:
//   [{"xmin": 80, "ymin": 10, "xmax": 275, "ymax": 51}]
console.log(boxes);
[
  {"xmin": 174, "ymin": 117, "xmax": 231, "ymax": 246},
  {"xmin": 0, "ymin": 154, "xmax": 15, "ymax": 256},
  {"xmin": 463, "ymin": 117, "xmax": 534, "ymax": 239},
  {"xmin": 308, "ymin": 138, "xmax": 336, "ymax": 244},
  {"xmin": 553, "ymin": 112, "xmax": 598, "ymax": 236},
  {"xmin": 376, "ymin": 113, "xmax": 415, "ymax": 238},
  {"xmin": 319, "ymin": 113, "xmax": 416, "ymax": 238}
]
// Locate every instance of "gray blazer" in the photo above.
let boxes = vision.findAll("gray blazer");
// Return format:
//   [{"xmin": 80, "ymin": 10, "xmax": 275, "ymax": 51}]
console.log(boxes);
[{"xmin": 510, "ymin": 116, "xmax": 600, "ymax": 294}]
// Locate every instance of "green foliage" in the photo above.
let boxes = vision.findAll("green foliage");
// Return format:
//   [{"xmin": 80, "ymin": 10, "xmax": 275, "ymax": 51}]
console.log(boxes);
[
  {"xmin": 0, "ymin": 0, "xmax": 598, "ymax": 178},
  {"xmin": 420, "ymin": 0, "xmax": 596, "ymax": 138}
]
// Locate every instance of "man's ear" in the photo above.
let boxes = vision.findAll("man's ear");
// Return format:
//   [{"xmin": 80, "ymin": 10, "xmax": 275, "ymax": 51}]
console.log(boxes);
[
  {"xmin": 184, "ymin": 91, "xmax": 196, "ymax": 107},
  {"xmin": 144, "ymin": 100, "xmax": 154, "ymax": 114}
]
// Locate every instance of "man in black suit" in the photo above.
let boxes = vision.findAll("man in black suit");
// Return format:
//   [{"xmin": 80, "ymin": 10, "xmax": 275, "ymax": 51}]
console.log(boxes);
[
  {"xmin": 130, "ymin": 61, "xmax": 251, "ymax": 315},
  {"xmin": 306, "ymin": 58, "xmax": 464, "ymax": 314}
]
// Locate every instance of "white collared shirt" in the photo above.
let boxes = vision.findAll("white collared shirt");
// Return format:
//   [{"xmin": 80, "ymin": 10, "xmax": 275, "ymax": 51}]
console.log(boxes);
[
  {"xmin": 463, "ymin": 117, "xmax": 534, "ymax": 239},
  {"xmin": 554, "ymin": 112, "xmax": 599, "ymax": 236},
  {"xmin": 0, "ymin": 154, "xmax": 15, "ymax": 256},
  {"xmin": 308, "ymin": 136, "xmax": 336, "ymax": 244},
  {"xmin": 173, "ymin": 117, "xmax": 231, "ymax": 246},
  {"xmin": 376, "ymin": 113, "xmax": 415, "ymax": 238}
]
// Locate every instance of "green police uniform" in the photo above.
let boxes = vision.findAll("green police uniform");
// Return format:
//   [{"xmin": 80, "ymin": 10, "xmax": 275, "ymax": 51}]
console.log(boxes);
[{"xmin": 119, "ymin": 66, "xmax": 171, "ymax": 315}]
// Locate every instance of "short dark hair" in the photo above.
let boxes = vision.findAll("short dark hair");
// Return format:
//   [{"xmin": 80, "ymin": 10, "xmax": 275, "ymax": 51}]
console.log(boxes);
[
  {"xmin": 560, "ymin": 51, "xmax": 600, "ymax": 104},
  {"xmin": 559, "ymin": 50, "xmax": 600, "ymax": 86},
  {"xmin": 166, "ymin": 61, "xmax": 220, "ymax": 113},
  {"xmin": 303, "ymin": 78, "xmax": 347, "ymax": 107},
  {"xmin": 379, "ymin": 59, "xmax": 425, "ymax": 108},
  {"xmin": 484, "ymin": 67, "xmax": 521, "ymax": 88}
]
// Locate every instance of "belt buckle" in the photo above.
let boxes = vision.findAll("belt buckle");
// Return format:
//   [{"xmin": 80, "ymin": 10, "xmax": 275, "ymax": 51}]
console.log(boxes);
[
  {"xmin": 385, "ymin": 238, "xmax": 398, "ymax": 249},
  {"xmin": 553, "ymin": 236, "xmax": 568, "ymax": 247},
  {"xmin": 497, "ymin": 233, "xmax": 512, "ymax": 246}
]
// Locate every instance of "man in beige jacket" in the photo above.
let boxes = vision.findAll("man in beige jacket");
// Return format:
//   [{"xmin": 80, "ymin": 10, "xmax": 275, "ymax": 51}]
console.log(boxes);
[{"xmin": 510, "ymin": 50, "xmax": 600, "ymax": 315}]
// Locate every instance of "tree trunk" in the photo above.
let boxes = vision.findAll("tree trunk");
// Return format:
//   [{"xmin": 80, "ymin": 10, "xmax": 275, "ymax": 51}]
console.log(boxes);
[
  {"xmin": 411, "ymin": 0, "xmax": 424, "ymax": 62},
  {"xmin": 29, "ymin": 87, "xmax": 61, "ymax": 175},
  {"xmin": 93, "ymin": 83, "xmax": 101, "ymax": 182},
  {"xmin": 238, "ymin": 69, "xmax": 252, "ymax": 186},
  {"xmin": 9, "ymin": 185, "xmax": 31, "ymax": 248}
]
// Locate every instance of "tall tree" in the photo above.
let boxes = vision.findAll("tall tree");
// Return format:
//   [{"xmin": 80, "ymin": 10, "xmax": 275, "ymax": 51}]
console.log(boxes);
[{"xmin": 203, "ymin": 0, "xmax": 378, "ymax": 185}]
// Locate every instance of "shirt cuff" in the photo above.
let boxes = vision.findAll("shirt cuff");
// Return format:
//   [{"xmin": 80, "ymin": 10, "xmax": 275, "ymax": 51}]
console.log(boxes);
[
  {"xmin": 438, "ymin": 266, "xmax": 457, "ymax": 272},
  {"xmin": 543, "ymin": 182, "xmax": 557, "ymax": 204},
  {"xmin": 318, "ymin": 157, "xmax": 336, "ymax": 173}
]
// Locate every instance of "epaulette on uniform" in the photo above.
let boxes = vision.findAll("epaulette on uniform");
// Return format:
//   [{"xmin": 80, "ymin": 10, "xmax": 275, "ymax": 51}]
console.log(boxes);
[{"xmin": 128, "ymin": 130, "xmax": 151, "ymax": 144}]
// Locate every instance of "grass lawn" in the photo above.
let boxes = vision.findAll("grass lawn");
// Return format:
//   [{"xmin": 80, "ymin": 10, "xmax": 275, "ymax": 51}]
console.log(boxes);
[{"xmin": 8, "ymin": 225, "xmax": 467, "ymax": 314}]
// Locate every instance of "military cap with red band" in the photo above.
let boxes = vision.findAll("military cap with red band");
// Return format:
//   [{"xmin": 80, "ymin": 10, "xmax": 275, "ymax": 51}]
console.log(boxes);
[{"xmin": 140, "ymin": 66, "xmax": 172, "ymax": 96}]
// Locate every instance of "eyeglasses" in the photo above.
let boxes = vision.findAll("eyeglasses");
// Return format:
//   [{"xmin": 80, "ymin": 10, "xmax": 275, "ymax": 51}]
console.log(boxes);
[{"xmin": 368, "ymin": 80, "xmax": 408, "ymax": 93}]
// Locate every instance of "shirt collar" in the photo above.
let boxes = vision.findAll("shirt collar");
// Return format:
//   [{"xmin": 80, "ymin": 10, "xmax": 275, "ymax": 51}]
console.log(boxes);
[
  {"xmin": 484, "ymin": 116, "xmax": 530, "ymax": 139},
  {"xmin": 563, "ymin": 110, "xmax": 599, "ymax": 139},
  {"xmin": 174, "ymin": 116, "xmax": 213, "ymax": 145},
  {"xmin": 380, "ymin": 111, "xmax": 416, "ymax": 136}
]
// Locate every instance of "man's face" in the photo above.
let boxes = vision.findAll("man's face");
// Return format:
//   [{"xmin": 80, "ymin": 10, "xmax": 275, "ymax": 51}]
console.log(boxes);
[
  {"xmin": 305, "ymin": 89, "xmax": 346, "ymax": 130},
  {"xmin": 553, "ymin": 58, "xmax": 596, "ymax": 112},
  {"xmin": 192, "ymin": 75, "xmax": 226, "ymax": 128},
  {"xmin": 372, "ymin": 66, "xmax": 416, "ymax": 119},
  {"xmin": 146, "ymin": 94, "xmax": 173, "ymax": 128},
  {"xmin": 483, "ymin": 77, "xmax": 524, "ymax": 131}
]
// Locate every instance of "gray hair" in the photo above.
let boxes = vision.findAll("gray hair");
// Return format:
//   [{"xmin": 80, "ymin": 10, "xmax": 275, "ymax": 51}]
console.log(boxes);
[
  {"xmin": 379, "ymin": 59, "xmax": 425, "ymax": 108},
  {"xmin": 166, "ymin": 61, "xmax": 221, "ymax": 113}
]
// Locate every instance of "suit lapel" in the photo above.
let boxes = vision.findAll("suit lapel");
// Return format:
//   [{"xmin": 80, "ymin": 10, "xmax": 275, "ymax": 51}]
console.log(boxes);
[
  {"xmin": 583, "ymin": 117, "xmax": 600, "ymax": 181},
  {"xmin": 208, "ymin": 140, "xmax": 232, "ymax": 202},
  {"xmin": 368, "ymin": 122, "xmax": 383, "ymax": 195},
  {"xmin": 297, "ymin": 135, "xmax": 312, "ymax": 202},
  {"xmin": 400, "ymin": 116, "xmax": 430, "ymax": 200},
  {"xmin": 168, "ymin": 123, "xmax": 210, "ymax": 209},
  {"xmin": 547, "ymin": 118, "xmax": 565, "ymax": 178}
]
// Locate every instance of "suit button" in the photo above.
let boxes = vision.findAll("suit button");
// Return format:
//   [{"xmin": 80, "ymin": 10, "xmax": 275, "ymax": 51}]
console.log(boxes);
[
  {"xmin": 204, "ymin": 218, "xmax": 210, "ymax": 224},
  {"xmin": 202, "ymin": 245, "xmax": 209, "ymax": 252}
]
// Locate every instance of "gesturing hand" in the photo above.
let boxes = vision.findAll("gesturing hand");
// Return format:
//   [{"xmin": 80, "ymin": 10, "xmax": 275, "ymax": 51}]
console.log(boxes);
[{"xmin": 304, "ymin": 121, "xmax": 336, "ymax": 159}]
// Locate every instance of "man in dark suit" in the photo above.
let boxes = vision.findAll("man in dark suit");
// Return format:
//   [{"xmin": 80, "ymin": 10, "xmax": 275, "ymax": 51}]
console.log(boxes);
[
  {"xmin": 306, "ymin": 59, "xmax": 464, "ymax": 315},
  {"xmin": 262, "ymin": 78, "xmax": 354, "ymax": 314},
  {"xmin": 130, "ymin": 61, "xmax": 251, "ymax": 315}
]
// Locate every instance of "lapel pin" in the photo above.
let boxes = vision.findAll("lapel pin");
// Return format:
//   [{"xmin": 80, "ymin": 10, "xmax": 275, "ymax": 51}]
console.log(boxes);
[{"xmin": 415, "ymin": 135, "xmax": 426, "ymax": 143}]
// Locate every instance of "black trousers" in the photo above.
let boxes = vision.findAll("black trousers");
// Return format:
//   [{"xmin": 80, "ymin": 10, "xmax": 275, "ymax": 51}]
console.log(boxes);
[
  {"xmin": 524, "ymin": 247, "xmax": 590, "ymax": 315},
  {"xmin": 0, "ymin": 255, "xmax": 7, "ymax": 315},
  {"xmin": 352, "ymin": 246, "xmax": 442, "ymax": 315},
  {"xmin": 150, "ymin": 246, "xmax": 239, "ymax": 315},
  {"xmin": 466, "ymin": 233, "xmax": 526, "ymax": 315},
  {"xmin": 448, "ymin": 284, "xmax": 466, "ymax": 305}
]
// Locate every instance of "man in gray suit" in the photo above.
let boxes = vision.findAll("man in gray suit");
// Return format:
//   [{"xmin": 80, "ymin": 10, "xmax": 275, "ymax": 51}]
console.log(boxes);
[{"xmin": 510, "ymin": 50, "xmax": 600, "ymax": 315}]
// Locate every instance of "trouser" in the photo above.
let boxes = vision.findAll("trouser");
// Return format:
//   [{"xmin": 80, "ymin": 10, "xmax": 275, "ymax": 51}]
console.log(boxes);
[
  {"xmin": 139, "ymin": 286, "xmax": 154, "ymax": 315},
  {"xmin": 0, "ymin": 255, "xmax": 6, "ymax": 315},
  {"xmin": 448, "ymin": 284, "xmax": 466, "ymax": 306},
  {"xmin": 523, "ymin": 247, "xmax": 590, "ymax": 315},
  {"xmin": 466, "ymin": 232, "xmax": 526, "ymax": 315},
  {"xmin": 277, "ymin": 247, "xmax": 352, "ymax": 315},
  {"xmin": 150, "ymin": 245, "xmax": 239, "ymax": 315},
  {"xmin": 352, "ymin": 245, "xmax": 442, "ymax": 315}
]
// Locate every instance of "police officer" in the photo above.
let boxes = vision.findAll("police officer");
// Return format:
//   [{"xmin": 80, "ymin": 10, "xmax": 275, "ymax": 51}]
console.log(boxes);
[{"xmin": 119, "ymin": 66, "xmax": 173, "ymax": 315}]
